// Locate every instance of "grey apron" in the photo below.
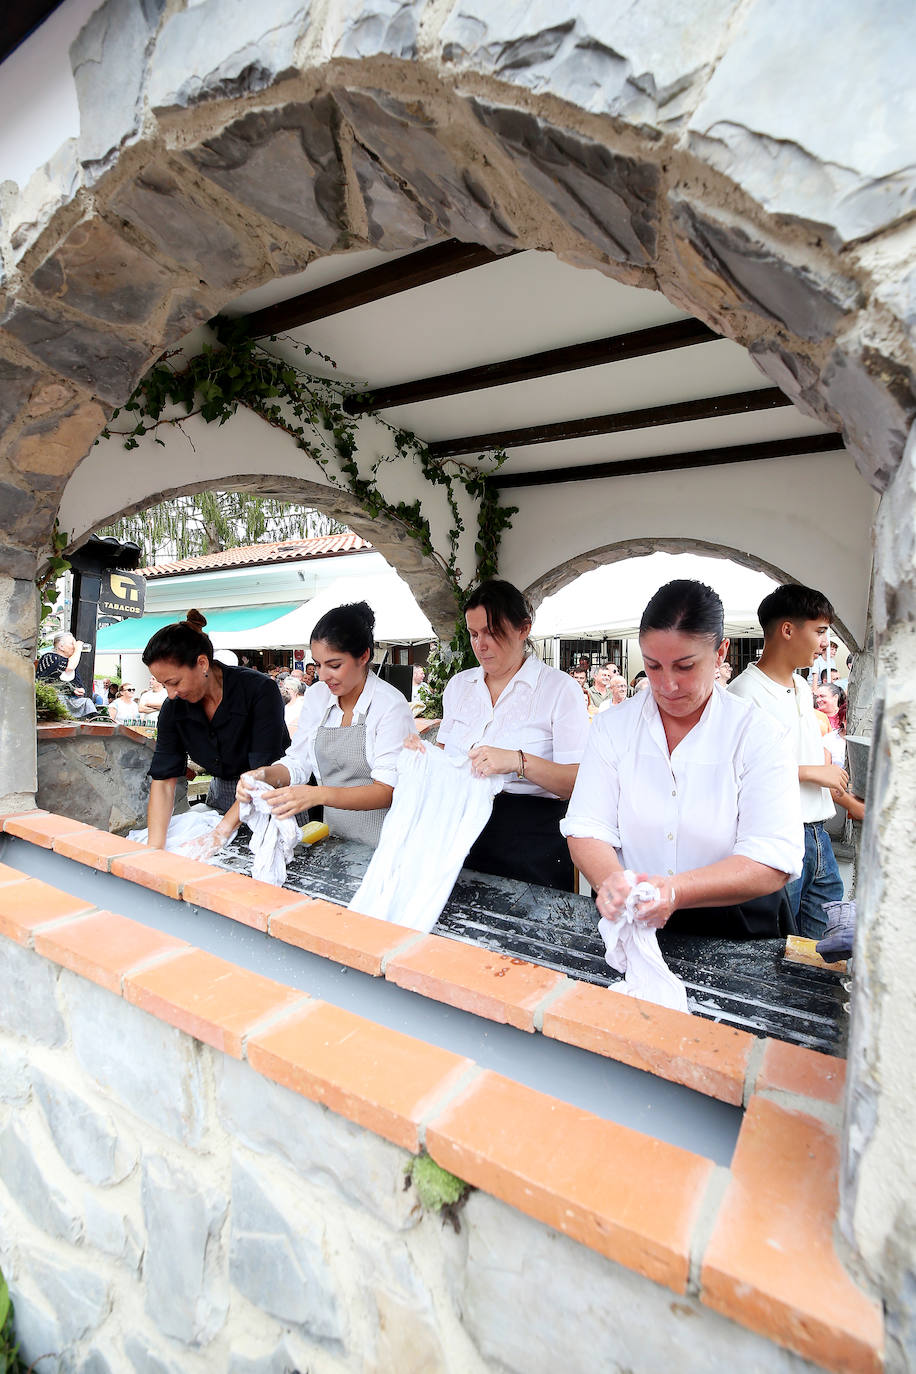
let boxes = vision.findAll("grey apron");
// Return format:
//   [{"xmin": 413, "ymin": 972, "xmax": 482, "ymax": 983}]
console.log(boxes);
[
  {"xmin": 206, "ymin": 775, "xmax": 239, "ymax": 814},
  {"xmin": 313, "ymin": 706, "xmax": 386, "ymax": 847}
]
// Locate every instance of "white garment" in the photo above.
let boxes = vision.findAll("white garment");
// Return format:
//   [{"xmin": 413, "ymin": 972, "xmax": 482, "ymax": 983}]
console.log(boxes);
[
  {"xmin": 561, "ymin": 685, "xmax": 803, "ymax": 881},
  {"xmin": 348, "ymin": 745, "xmax": 502, "ymax": 931},
  {"xmin": 284, "ymin": 694, "xmax": 304, "ymax": 736},
  {"xmin": 127, "ymin": 805, "xmax": 237, "ymax": 862},
  {"xmin": 729, "ymin": 662, "xmax": 833, "ymax": 822},
  {"xmin": 437, "ymin": 654, "xmax": 589, "ymax": 798},
  {"xmin": 238, "ymin": 778, "xmax": 300, "ymax": 885},
  {"xmin": 279, "ymin": 672, "xmax": 417, "ymax": 789},
  {"xmin": 598, "ymin": 871, "xmax": 689, "ymax": 1014},
  {"xmin": 824, "ymin": 730, "xmax": 846, "ymax": 767},
  {"xmin": 107, "ymin": 698, "xmax": 139, "ymax": 724}
]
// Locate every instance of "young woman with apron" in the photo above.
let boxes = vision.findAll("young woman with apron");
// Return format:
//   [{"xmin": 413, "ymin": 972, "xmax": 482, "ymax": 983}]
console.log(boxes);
[
  {"xmin": 144, "ymin": 610, "xmax": 290, "ymax": 854},
  {"xmin": 432, "ymin": 579, "xmax": 590, "ymax": 892},
  {"xmin": 236, "ymin": 601, "xmax": 417, "ymax": 849}
]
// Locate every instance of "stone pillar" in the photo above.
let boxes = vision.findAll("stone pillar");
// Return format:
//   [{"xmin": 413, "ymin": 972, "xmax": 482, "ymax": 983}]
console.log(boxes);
[
  {"xmin": 0, "ymin": 573, "xmax": 40, "ymax": 812},
  {"xmin": 841, "ymin": 423, "xmax": 916, "ymax": 1365}
]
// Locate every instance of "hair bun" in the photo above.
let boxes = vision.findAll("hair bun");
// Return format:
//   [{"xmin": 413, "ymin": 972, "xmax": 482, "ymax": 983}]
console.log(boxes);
[
  {"xmin": 351, "ymin": 600, "xmax": 375, "ymax": 631},
  {"xmin": 184, "ymin": 608, "xmax": 207, "ymax": 633}
]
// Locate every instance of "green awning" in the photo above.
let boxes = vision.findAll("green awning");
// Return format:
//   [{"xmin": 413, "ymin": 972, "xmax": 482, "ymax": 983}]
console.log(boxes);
[{"xmin": 95, "ymin": 604, "xmax": 299, "ymax": 653}]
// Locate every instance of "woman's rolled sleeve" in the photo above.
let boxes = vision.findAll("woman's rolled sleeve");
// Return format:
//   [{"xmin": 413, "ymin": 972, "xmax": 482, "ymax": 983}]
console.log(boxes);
[
  {"xmin": 559, "ymin": 717, "xmax": 622, "ymax": 847},
  {"xmin": 146, "ymin": 700, "xmax": 187, "ymax": 780},
  {"xmin": 733, "ymin": 719, "xmax": 804, "ymax": 879},
  {"xmin": 370, "ymin": 696, "xmax": 417, "ymax": 788}
]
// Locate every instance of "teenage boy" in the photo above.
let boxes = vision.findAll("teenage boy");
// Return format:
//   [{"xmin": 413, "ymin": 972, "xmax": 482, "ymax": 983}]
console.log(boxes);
[{"xmin": 729, "ymin": 584, "xmax": 848, "ymax": 938}]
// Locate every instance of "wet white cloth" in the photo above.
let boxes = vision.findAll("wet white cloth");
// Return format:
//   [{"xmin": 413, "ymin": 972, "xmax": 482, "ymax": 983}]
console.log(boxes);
[
  {"xmin": 598, "ymin": 871, "xmax": 689, "ymax": 1014},
  {"xmin": 127, "ymin": 806, "xmax": 237, "ymax": 863},
  {"xmin": 348, "ymin": 745, "xmax": 502, "ymax": 931},
  {"xmin": 239, "ymin": 778, "xmax": 300, "ymax": 886}
]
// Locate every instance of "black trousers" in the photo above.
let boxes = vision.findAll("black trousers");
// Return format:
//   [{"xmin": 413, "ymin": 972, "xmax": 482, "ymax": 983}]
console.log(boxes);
[
  {"xmin": 664, "ymin": 888, "xmax": 797, "ymax": 940},
  {"xmin": 466, "ymin": 792, "xmax": 574, "ymax": 892}
]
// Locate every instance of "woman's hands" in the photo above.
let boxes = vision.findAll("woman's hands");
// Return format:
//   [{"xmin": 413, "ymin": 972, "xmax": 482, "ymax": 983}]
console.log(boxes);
[
  {"xmin": 236, "ymin": 768, "xmax": 267, "ymax": 803},
  {"xmin": 468, "ymin": 745, "xmax": 519, "ymax": 779},
  {"xmin": 403, "ymin": 735, "xmax": 426, "ymax": 753},
  {"xmin": 595, "ymin": 871, "xmax": 677, "ymax": 930},
  {"xmin": 237, "ymin": 767, "xmax": 313, "ymax": 818},
  {"xmin": 264, "ymin": 785, "xmax": 318, "ymax": 821}
]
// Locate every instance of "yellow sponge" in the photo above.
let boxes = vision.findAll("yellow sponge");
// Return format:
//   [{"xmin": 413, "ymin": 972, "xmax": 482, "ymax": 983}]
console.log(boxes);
[{"xmin": 300, "ymin": 820, "xmax": 330, "ymax": 846}]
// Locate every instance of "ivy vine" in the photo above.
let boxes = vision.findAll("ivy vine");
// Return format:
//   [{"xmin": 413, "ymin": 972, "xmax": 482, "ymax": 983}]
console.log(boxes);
[
  {"xmin": 97, "ymin": 317, "xmax": 517, "ymax": 711},
  {"xmin": 37, "ymin": 521, "xmax": 71, "ymax": 626}
]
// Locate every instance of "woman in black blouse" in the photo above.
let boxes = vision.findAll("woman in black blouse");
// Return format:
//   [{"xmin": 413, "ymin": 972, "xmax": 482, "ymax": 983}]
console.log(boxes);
[{"xmin": 143, "ymin": 610, "xmax": 289, "ymax": 851}]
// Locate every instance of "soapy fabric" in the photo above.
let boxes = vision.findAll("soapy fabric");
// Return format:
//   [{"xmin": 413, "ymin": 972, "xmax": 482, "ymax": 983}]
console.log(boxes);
[
  {"xmin": 127, "ymin": 805, "xmax": 237, "ymax": 862},
  {"xmin": 348, "ymin": 745, "xmax": 502, "ymax": 932},
  {"xmin": 239, "ymin": 778, "xmax": 300, "ymax": 886},
  {"xmin": 598, "ymin": 870, "xmax": 689, "ymax": 1013}
]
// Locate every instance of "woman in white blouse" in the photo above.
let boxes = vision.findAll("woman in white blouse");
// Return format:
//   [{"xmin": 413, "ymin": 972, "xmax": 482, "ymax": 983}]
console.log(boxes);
[
  {"xmin": 236, "ymin": 602, "xmax": 416, "ymax": 846},
  {"xmin": 434, "ymin": 579, "xmax": 590, "ymax": 890},
  {"xmin": 562, "ymin": 579, "xmax": 804, "ymax": 938}
]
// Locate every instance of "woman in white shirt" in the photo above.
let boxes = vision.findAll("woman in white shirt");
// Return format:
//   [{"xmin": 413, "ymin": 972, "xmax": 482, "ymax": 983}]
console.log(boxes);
[
  {"xmin": 434, "ymin": 579, "xmax": 590, "ymax": 890},
  {"xmin": 562, "ymin": 579, "xmax": 803, "ymax": 938},
  {"xmin": 236, "ymin": 602, "xmax": 417, "ymax": 846},
  {"xmin": 107, "ymin": 682, "xmax": 139, "ymax": 724}
]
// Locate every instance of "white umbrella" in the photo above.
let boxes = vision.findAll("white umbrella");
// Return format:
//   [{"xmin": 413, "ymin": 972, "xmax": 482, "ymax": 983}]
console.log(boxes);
[{"xmin": 211, "ymin": 570, "xmax": 434, "ymax": 650}]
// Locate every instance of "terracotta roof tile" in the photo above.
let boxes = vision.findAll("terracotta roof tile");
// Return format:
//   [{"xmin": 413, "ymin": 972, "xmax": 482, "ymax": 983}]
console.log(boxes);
[{"xmin": 141, "ymin": 533, "xmax": 371, "ymax": 578}]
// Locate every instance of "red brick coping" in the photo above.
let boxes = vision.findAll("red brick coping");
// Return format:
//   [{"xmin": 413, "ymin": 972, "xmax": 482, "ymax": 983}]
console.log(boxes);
[{"xmin": 0, "ymin": 809, "xmax": 881, "ymax": 1372}]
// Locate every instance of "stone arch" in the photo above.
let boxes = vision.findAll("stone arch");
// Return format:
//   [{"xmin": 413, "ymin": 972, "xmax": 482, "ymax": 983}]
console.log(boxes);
[
  {"xmin": 2, "ymin": 16, "xmax": 914, "ymax": 603},
  {"xmin": 69, "ymin": 466, "xmax": 463, "ymax": 638},
  {"xmin": 523, "ymin": 535, "xmax": 860, "ymax": 649}
]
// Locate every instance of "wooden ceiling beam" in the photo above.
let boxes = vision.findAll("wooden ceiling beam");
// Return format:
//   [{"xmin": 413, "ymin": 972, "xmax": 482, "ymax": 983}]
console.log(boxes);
[
  {"xmin": 345, "ymin": 317, "xmax": 719, "ymax": 413},
  {"xmin": 491, "ymin": 433, "xmax": 845, "ymax": 489},
  {"xmin": 0, "ymin": 0, "xmax": 66, "ymax": 63},
  {"xmin": 245, "ymin": 240, "xmax": 513, "ymax": 337},
  {"xmin": 428, "ymin": 388, "xmax": 793, "ymax": 458}
]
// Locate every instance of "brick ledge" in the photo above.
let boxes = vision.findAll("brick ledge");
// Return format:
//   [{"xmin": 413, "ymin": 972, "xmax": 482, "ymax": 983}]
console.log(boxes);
[{"xmin": 0, "ymin": 809, "xmax": 880, "ymax": 1372}]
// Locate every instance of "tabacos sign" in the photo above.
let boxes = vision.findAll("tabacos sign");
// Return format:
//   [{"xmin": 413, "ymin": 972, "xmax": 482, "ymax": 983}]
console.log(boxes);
[{"xmin": 99, "ymin": 570, "xmax": 146, "ymax": 618}]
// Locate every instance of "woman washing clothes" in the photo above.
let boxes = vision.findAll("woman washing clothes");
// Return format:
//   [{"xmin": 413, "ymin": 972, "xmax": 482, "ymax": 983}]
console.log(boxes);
[
  {"xmin": 143, "ymin": 610, "xmax": 289, "ymax": 852},
  {"xmin": 562, "ymin": 579, "xmax": 804, "ymax": 938},
  {"xmin": 236, "ymin": 602, "xmax": 416, "ymax": 845},
  {"xmin": 408, "ymin": 579, "xmax": 589, "ymax": 890}
]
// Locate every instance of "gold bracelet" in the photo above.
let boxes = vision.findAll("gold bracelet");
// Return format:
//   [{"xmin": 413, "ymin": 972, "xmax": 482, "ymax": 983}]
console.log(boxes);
[{"xmin": 517, "ymin": 750, "xmax": 526, "ymax": 779}]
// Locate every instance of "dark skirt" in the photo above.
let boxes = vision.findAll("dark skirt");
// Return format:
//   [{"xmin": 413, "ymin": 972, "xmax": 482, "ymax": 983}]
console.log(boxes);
[
  {"xmin": 466, "ymin": 792, "xmax": 574, "ymax": 892},
  {"xmin": 664, "ymin": 888, "xmax": 797, "ymax": 940}
]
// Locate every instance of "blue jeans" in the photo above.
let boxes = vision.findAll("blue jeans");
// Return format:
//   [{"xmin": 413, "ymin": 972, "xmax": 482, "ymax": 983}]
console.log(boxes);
[{"xmin": 786, "ymin": 821, "xmax": 844, "ymax": 939}]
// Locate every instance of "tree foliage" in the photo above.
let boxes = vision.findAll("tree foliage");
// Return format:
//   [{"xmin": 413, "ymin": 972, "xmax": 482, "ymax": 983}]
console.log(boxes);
[{"xmin": 100, "ymin": 493, "xmax": 347, "ymax": 566}]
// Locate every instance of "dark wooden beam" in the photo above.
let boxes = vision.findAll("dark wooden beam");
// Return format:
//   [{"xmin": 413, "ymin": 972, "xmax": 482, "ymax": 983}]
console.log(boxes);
[
  {"xmin": 491, "ymin": 432, "xmax": 845, "ymax": 489},
  {"xmin": 345, "ymin": 318, "xmax": 719, "ymax": 413},
  {"xmin": 0, "ymin": 0, "xmax": 66, "ymax": 64},
  {"xmin": 246, "ymin": 240, "xmax": 513, "ymax": 337},
  {"xmin": 428, "ymin": 388, "xmax": 792, "ymax": 458}
]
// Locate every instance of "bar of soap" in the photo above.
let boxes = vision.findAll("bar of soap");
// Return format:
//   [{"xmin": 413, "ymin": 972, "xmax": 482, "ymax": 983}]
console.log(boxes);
[{"xmin": 300, "ymin": 820, "xmax": 330, "ymax": 846}]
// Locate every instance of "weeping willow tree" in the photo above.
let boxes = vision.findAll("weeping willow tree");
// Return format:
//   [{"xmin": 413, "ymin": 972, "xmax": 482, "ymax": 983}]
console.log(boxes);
[{"xmin": 101, "ymin": 492, "xmax": 347, "ymax": 566}]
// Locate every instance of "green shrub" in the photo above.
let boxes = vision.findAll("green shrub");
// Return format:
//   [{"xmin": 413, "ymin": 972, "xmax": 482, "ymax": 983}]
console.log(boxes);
[
  {"xmin": 35, "ymin": 680, "xmax": 70, "ymax": 722},
  {"xmin": 0, "ymin": 1268, "xmax": 26, "ymax": 1373}
]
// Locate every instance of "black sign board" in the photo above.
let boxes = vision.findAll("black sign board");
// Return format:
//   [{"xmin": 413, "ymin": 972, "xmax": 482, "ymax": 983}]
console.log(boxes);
[{"xmin": 99, "ymin": 570, "xmax": 146, "ymax": 618}]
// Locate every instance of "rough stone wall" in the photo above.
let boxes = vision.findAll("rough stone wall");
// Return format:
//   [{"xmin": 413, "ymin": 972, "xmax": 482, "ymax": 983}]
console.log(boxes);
[
  {"xmin": 36, "ymin": 726, "xmax": 188, "ymax": 833},
  {"xmin": 840, "ymin": 429, "xmax": 916, "ymax": 1369},
  {"xmin": 0, "ymin": 942, "xmax": 822, "ymax": 1374}
]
